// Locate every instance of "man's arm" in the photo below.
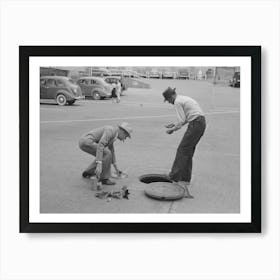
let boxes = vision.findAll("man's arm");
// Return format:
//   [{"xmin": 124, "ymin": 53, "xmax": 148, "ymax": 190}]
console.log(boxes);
[
  {"xmin": 166, "ymin": 103, "xmax": 186, "ymax": 134},
  {"xmin": 96, "ymin": 128, "xmax": 114, "ymax": 161},
  {"xmin": 108, "ymin": 143, "xmax": 121, "ymax": 175},
  {"xmin": 108, "ymin": 143, "xmax": 116, "ymax": 164}
]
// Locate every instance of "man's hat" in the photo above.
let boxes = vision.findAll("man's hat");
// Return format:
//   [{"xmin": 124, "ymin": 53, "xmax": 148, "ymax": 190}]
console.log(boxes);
[
  {"xmin": 162, "ymin": 87, "xmax": 176, "ymax": 102},
  {"xmin": 119, "ymin": 122, "xmax": 132, "ymax": 138}
]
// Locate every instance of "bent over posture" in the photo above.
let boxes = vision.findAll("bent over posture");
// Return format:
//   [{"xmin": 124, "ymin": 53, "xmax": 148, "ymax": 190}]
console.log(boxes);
[
  {"xmin": 79, "ymin": 122, "xmax": 132, "ymax": 185},
  {"xmin": 162, "ymin": 87, "xmax": 206, "ymax": 198}
]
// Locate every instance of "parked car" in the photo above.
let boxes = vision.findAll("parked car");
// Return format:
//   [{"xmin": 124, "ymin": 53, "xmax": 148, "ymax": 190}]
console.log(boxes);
[
  {"xmin": 149, "ymin": 71, "xmax": 161, "ymax": 79},
  {"xmin": 177, "ymin": 71, "xmax": 189, "ymax": 79},
  {"xmin": 40, "ymin": 76, "xmax": 83, "ymax": 106},
  {"xmin": 229, "ymin": 71, "xmax": 240, "ymax": 87},
  {"xmin": 162, "ymin": 72, "xmax": 175, "ymax": 79},
  {"xmin": 103, "ymin": 76, "xmax": 127, "ymax": 95},
  {"xmin": 76, "ymin": 77, "xmax": 113, "ymax": 100},
  {"xmin": 139, "ymin": 72, "xmax": 148, "ymax": 78},
  {"xmin": 121, "ymin": 70, "xmax": 132, "ymax": 78}
]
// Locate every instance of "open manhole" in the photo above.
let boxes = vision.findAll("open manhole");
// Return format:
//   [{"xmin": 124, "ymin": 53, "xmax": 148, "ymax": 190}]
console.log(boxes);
[{"xmin": 139, "ymin": 174, "xmax": 185, "ymax": 201}]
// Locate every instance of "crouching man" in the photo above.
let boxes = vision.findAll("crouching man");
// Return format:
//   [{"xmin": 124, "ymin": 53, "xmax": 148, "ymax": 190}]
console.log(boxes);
[{"xmin": 79, "ymin": 122, "xmax": 132, "ymax": 185}]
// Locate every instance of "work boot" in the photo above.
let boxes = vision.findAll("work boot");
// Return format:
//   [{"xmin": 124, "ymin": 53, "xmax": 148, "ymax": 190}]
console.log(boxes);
[
  {"xmin": 82, "ymin": 171, "xmax": 92, "ymax": 178},
  {"xmin": 178, "ymin": 181, "xmax": 194, "ymax": 199},
  {"xmin": 101, "ymin": 179, "xmax": 116, "ymax": 185}
]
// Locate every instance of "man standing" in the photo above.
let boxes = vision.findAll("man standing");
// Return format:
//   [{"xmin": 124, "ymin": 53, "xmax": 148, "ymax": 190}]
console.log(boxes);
[
  {"xmin": 162, "ymin": 87, "xmax": 206, "ymax": 198},
  {"xmin": 79, "ymin": 122, "xmax": 132, "ymax": 185}
]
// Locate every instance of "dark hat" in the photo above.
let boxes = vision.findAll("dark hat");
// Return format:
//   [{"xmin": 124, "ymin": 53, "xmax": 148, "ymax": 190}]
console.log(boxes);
[{"xmin": 162, "ymin": 87, "xmax": 176, "ymax": 102}]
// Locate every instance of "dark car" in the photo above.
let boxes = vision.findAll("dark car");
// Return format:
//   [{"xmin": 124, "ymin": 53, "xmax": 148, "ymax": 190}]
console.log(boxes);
[
  {"xmin": 230, "ymin": 71, "xmax": 240, "ymax": 87},
  {"xmin": 76, "ymin": 77, "xmax": 113, "ymax": 100},
  {"xmin": 40, "ymin": 76, "xmax": 83, "ymax": 106}
]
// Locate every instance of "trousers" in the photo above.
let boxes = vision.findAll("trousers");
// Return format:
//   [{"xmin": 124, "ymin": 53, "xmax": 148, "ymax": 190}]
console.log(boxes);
[
  {"xmin": 169, "ymin": 116, "xmax": 206, "ymax": 183},
  {"xmin": 79, "ymin": 138, "xmax": 112, "ymax": 179}
]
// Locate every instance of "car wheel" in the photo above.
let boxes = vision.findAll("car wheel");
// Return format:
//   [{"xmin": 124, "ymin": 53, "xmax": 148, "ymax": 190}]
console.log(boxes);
[
  {"xmin": 92, "ymin": 91, "xmax": 101, "ymax": 100},
  {"xmin": 56, "ymin": 94, "xmax": 67, "ymax": 106},
  {"xmin": 68, "ymin": 100, "xmax": 75, "ymax": 105}
]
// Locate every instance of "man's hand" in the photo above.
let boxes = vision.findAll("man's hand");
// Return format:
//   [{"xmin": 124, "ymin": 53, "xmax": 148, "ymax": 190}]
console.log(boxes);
[
  {"xmin": 165, "ymin": 122, "xmax": 175, "ymax": 129},
  {"xmin": 113, "ymin": 163, "xmax": 121, "ymax": 176},
  {"xmin": 166, "ymin": 128, "xmax": 174, "ymax": 135},
  {"xmin": 95, "ymin": 162, "xmax": 102, "ymax": 178}
]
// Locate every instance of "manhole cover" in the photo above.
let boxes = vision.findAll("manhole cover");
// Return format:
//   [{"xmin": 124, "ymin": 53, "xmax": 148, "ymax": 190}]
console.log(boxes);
[{"xmin": 139, "ymin": 174, "xmax": 185, "ymax": 201}]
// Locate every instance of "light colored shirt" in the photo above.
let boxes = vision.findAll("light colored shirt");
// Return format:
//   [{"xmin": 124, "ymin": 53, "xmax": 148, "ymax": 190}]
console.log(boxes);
[
  {"xmin": 83, "ymin": 126, "xmax": 118, "ymax": 163},
  {"xmin": 174, "ymin": 95, "xmax": 204, "ymax": 128}
]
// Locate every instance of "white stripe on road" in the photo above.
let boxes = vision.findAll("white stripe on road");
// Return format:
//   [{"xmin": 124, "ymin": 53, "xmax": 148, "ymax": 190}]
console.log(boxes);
[
  {"xmin": 41, "ymin": 114, "xmax": 175, "ymax": 124},
  {"xmin": 40, "ymin": 110, "xmax": 239, "ymax": 124},
  {"xmin": 208, "ymin": 110, "xmax": 239, "ymax": 115}
]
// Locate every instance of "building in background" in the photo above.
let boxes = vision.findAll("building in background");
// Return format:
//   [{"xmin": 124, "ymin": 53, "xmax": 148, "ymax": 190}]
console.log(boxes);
[{"xmin": 40, "ymin": 67, "xmax": 69, "ymax": 77}]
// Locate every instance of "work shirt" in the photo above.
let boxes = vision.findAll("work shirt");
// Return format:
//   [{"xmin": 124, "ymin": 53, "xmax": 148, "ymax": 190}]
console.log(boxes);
[
  {"xmin": 82, "ymin": 126, "xmax": 118, "ymax": 163},
  {"xmin": 174, "ymin": 95, "xmax": 204, "ymax": 128}
]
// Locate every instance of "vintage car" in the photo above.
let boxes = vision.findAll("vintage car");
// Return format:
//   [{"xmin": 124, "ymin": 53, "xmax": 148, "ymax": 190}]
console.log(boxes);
[
  {"xmin": 76, "ymin": 77, "xmax": 113, "ymax": 99},
  {"xmin": 177, "ymin": 71, "xmax": 189, "ymax": 79},
  {"xmin": 149, "ymin": 71, "xmax": 161, "ymax": 79},
  {"xmin": 229, "ymin": 71, "xmax": 240, "ymax": 87},
  {"xmin": 103, "ymin": 76, "xmax": 127, "ymax": 95},
  {"xmin": 162, "ymin": 72, "xmax": 176, "ymax": 79},
  {"xmin": 40, "ymin": 76, "xmax": 83, "ymax": 106},
  {"xmin": 139, "ymin": 72, "xmax": 148, "ymax": 78}
]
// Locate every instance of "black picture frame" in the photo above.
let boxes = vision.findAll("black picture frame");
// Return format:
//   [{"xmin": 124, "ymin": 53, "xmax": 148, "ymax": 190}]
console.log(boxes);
[{"xmin": 20, "ymin": 46, "xmax": 261, "ymax": 233}]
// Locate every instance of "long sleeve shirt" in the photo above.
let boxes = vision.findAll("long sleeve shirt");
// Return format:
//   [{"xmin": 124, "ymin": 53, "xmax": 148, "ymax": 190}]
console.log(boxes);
[
  {"xmin": 174, "ymin": 95, "xmax": 204, "ymax": 129},
  {"xmin": 82, "ymin": 126, "xmax": 118, "ymax": 163}
]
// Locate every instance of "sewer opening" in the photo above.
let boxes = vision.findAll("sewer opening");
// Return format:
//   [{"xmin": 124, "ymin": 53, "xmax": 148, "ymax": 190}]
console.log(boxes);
[{"xmin": 139, "ymin": 174, "xmax": 172, "ymax": 184}]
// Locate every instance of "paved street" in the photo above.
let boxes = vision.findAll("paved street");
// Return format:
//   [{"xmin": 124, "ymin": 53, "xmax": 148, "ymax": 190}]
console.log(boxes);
[{"xmin": 40, "ymin": 79, "xmax": 240, "ymax": 213}]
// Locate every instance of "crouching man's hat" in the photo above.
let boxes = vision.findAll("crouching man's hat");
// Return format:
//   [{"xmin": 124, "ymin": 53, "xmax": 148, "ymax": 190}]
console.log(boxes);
[
  {"xmin": 162, "ymin": 87, "xmax": 176, "ymax": 102},
  {"xmin": 119, "ymin": 122, "xmax": 133, "ymax": 138}
]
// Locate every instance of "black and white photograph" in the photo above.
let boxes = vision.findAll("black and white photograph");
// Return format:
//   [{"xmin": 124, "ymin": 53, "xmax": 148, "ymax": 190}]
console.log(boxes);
[
  {"xmin": 40, "ymin": 66, "xmax": 239, "ymax": 211},
  {"xmin": 20, "ymin": 46, "xmax": 260, "ymax": 232}
]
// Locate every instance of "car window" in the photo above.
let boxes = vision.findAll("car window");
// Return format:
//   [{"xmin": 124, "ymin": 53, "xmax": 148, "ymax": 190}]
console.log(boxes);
[
  {"xmin": 46, "ymin": 79, "xmax": 55, "ymax": 87},
  {"xmin": 55, "ymin": 79, "xmax": 65, "ymax": 87},
  {"xmin": 83, "ymin": 80, "xmax": 90, "ymax": 85},
  {"xmin": 90, "ymin": 79, "xmax": 96, "ymax": 85},
  {"xmin": 40, "ymin": 79, "xmax": 46, "ymax": 86},
  {"xmin": 96, "ymin": 80, "xmax": 104, "ymax": 86}
]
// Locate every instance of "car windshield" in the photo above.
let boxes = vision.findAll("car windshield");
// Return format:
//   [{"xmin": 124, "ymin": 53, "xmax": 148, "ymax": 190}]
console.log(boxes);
[{"xmin": 98, "ymin": 79, "xmax": 109, "ymax": 86}]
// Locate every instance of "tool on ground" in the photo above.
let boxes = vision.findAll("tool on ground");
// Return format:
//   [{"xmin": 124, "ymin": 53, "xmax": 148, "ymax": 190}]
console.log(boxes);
[
  {"xmin": 95, "ymin": 186, "xmax": 130, "ymax": 200},
  {"xmin": 111, "ymin": 170, "xmax": 128, "ymax": 179},
  {"xmin": 91, "ymin": 175, "xmax": 102, "ymax": 191}
]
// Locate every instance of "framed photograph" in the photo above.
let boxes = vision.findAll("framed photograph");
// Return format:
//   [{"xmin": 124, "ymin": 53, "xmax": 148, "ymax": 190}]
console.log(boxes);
[{"xmin": 20, "ymin": 46, "xmax": 261, "ymax": 233}]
